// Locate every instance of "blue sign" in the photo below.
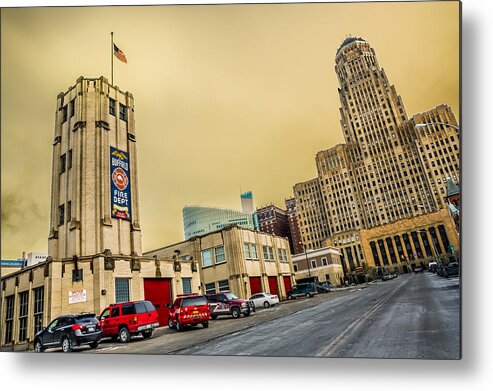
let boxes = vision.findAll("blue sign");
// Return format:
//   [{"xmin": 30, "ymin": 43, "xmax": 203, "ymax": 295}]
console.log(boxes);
[{"xmin": 110, "ymin": 147, "xmax": 132, "ymax": 221}]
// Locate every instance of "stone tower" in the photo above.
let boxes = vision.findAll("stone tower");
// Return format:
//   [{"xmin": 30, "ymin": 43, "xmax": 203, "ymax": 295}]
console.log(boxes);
[{"xmin": 48, "ymin": 76, "xmax": 142, "ymax": 261}]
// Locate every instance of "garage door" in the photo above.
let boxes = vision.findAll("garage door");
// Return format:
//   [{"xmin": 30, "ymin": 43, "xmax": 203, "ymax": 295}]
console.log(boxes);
[
  {"xmin": 283, "ymin": 276, "xmax": 292, "ymax": 295},
  {"xmin": 268, "ymin": 276, "xmax": 279, "ymax": 296},
  {"xmin": 249, "ymin": 277, "xmax": 262, "ymax": 295},
  {"xmin": 144, "ymin": 278, "xmax": 172, "ymax": 327}
]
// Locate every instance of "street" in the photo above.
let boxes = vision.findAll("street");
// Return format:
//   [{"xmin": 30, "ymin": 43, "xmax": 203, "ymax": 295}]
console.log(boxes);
[{"xmin": 83, "ymin": 272, "xmax": 459, "ymax": 359}]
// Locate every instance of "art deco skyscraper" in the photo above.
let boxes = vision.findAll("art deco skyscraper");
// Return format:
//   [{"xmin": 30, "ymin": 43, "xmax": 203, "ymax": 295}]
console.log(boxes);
[{"xmin": 335, "ymin": 37, "xmax": 436, "ymax": 228}]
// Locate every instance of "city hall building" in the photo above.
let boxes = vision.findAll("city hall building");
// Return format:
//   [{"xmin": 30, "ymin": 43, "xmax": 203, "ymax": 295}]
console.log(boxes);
[{"xmin": 293, "ymin": 37, "xmax": 460, "ymax": 276}]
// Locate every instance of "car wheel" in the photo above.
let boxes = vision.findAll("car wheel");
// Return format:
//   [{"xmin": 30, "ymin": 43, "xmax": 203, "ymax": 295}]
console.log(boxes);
[
  {"xmin": 142, "ymin": 329, "xmax": 153, "ymax": 339},
  {"xmin": 202, "ymin": 321, "xmax": 209, "ymax": 329},
  {"xmin": 89, "ymin": 342, "xmax": 99, "ymax": 349},
  {"xmin": 288, "ymin": 294, "xmax": 294, "ymax": 300},
  {"xmin": 168, "ymin": 317, "xmax": 175, "ymax": 329},
  {"xmin": 211, "ymin": 314, "xmax": 218, "ymax": 320},
  {"xmin": 305, "ymin": 293, "xmax": 311, "ymax": 298},
  {"xmin": 263, "ymin": 301, "xmax": 270, "ymax": 308},
  {"xmin": 176, "ymin": 318, "xmax": 182, "ymax": 332},
  {"xmin": 231, "ymin": 307, "xmax": 241, "ymax": 318},
  {"xmin": 61, "ymin": 337, "xmax": 73, "ymax": 353},
  {"xmin": 119, "ymin": 327, "xmax": 130, "ymax": 343},
  {"xmin": 34, "ymin": 339, "xmax": 44, "ymax": 353}
]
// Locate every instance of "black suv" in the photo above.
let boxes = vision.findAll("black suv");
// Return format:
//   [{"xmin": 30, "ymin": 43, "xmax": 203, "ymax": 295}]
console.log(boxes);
[{"xmin": 34, "ymin": 313, "xmax": 102, "ymax": 353}]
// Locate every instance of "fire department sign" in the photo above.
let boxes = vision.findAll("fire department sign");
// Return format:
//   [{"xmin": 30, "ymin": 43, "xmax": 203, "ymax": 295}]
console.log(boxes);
[{"xmin": 110, "ymin": 147, "xmax": 132, "ymax": 221}]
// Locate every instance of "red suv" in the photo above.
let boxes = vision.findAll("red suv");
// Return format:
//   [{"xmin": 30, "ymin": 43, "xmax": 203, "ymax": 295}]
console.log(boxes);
[
  {"xmin": 168, "ymin": 294, "xmax": 210, "ymax": 331},
  {"xmin": 206, "ymin": 292, "xmax": 255, "ymax": 319},
  {"xmin": 99, "ymin": 300, "xmax": 159, "ymax": 343}
]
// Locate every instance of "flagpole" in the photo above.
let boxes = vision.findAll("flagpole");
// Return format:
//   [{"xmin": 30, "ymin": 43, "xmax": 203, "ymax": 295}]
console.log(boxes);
[{"xmin": 111, "ymin": 32, "xmax": 114, "ymax": 85}]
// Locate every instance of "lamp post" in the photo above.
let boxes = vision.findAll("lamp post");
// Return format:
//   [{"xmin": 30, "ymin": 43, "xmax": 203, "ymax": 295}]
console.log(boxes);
[
  {"xmin": 416, "ymin": 204, "xmax": 439, "ymax": 214},
  {"xmin": 300, "ymin": 242, "xmax": 311, "ymax": 277},
  {"xmin": 415, "ymin": 122, "xmax": 460, "ymax": 132}
]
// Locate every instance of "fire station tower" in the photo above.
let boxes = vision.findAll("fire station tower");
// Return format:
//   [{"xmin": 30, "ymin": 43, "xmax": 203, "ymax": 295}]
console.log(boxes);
[{"xmin": 48, "ymin": 76, "xmax": 142, "ymax": 260}]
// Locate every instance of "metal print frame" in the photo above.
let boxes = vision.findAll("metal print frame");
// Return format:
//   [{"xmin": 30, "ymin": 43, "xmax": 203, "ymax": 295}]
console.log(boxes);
[{"xmin": 1, "ymin": 0, "xmax": 461, "ymax": 360}]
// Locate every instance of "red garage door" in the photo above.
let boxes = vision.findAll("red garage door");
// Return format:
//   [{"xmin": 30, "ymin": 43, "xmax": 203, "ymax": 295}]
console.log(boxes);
[
  {"xmin": 268, "ymin": 277, "xmax": 279, "ymax": 296},
  {"xmin": 249, "ymin": 277, "xmax": 262, "ymax": 295},
  {"xmin": 144, "ymin": 278, "xmax": 172, "ymax": 327},
  {"xmin": 283, "ymin": 276, "xmax": 292, "ymax": 295}
]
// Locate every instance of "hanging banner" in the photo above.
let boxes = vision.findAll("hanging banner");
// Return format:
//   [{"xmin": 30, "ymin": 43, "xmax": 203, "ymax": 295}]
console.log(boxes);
[{"xmin": 110, "ymin": 147, "xmax": 132, "ymax": 221}]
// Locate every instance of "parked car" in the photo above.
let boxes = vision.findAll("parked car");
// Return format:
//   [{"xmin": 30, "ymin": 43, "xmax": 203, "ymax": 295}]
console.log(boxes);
[
  {"xmin": 428, "ymin": 261, "xmax": 438, "ymax": 273},
  {"xmin": 168, "ymin": 294, "xmax": 210, "ymax": 331},
  {"xmin": 287, "ymin": 283, "xmax": 317, "ymax": 299},
  {"xmin": 34, "ymin": 313, "xmax": 102, "ymax": 353},
  {"xmin": 99, "ymin": 300, "xmax": 159, "ymax": 343},
  {"xmin": 205, "ymin": 292, "xmax": 255, "ymax": 319},
  {"xmin": 382, "ymin": 272, "xmax": 397, "ymax": 280},
  {"xmin": 316, "ymin": 282, "xmax": 331, "ymax": 293},
  {"xmin": 443, "ymin": 262, "xmax": 459, "ymax": 278},
  {"xmin": 437, "ymin": 264, "xmax": 445, "ymax": 277},
  {"xmin": 414, "ymin": 266, "xmax": 424, "ymax": 274},
  {"xmin": 249, "ymin": 292, "xmax": 279, "ymax": 309}
]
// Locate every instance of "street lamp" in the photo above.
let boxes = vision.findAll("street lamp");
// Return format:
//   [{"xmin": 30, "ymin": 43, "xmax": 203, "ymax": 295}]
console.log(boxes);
[
  {"xmin": 416, "ymin": 204, "xmax": 439, "ymax": 214},
  {"xmin": 415, "ymin": 122, "xmax": 460, "ymax": 132},
  {"xmin": 300, "ymin": 242, "xmax": 311, "ymax": 277}
]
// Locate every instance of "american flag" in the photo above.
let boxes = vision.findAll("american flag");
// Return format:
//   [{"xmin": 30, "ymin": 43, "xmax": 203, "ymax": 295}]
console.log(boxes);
[{"xmin": 113, "ymin": 44, "xmax": 127, "ymax": 63}]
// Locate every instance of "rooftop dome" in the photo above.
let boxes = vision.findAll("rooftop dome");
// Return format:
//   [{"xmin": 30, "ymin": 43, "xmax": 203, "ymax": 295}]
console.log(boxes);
[{"xmin": 336, "ymin": 36, "xmax": 367, "ymax": 55}]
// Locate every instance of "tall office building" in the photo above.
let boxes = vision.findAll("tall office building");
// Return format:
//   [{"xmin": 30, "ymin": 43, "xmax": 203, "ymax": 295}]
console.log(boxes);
[
  {"xmin": 285, "ymin": 197, "xmax": 304, "ymax": 254},
  {"xmin": 294, "ymin": 37, "xmax": 460, "ymax": 275}
]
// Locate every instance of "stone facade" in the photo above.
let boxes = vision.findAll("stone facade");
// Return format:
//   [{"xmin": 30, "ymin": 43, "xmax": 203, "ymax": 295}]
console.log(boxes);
[
  {"xmin": 145, "ymin": 226, "xmax": 295, "ymax": 301},
  {"xmin": 292, "ymin": 247, "xmax": 343, "ymax": 286},
  {"xmin": 293, "ymin": 37, "xmax": 460, "ymax": 277}
]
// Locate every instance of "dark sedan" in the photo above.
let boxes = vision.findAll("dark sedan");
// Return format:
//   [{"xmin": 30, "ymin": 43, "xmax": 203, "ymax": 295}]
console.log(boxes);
[
  {"xmin": 443, "ymin": 262, "xmax": 459, "ymax": 278},
  {"xmin": 34, "ymin": 313, "xmax": 102, "ymax": 352}
]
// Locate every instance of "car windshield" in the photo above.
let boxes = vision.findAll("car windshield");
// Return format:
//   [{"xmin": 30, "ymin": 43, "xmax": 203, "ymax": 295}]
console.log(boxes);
[
  {"xmin": 224, "ymin": 293, "xmax": 238, "ymax": 300},
  {"xmin": 182, "ymin": 297, "xmax": 207, "ymax": 307},
  {"xmin": 75, "ymin": 314, "xmax": 97, "ymax": 323}
]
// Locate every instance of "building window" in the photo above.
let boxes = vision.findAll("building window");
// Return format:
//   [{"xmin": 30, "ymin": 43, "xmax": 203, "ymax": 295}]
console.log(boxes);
[
  {"xmin": 182, "ymin": 278, "xmax": 192, "ymax": 294},
  {"xmin": 263, "ymin": 245, "xmax": 274, "ymax": 261},
  {"xmin": 278, "ymin": 248, "xmax": 288, "ymax": 263},
  {"xmin": 60, "ymin": 154, "xmax": 66, "ymax": 174},
  {"xmin": 4, "ymin": 295, "xmax": 15, "ymax": 344},
  {"xmin": 68, "ymin": 149, "xmax": 73, "ymax": 169},
  {"xmin": 205, "ymin": 282, "xmax": 216, "ymax": 295},
  {"xmin": 62, "ymin": 105, "xmax": 68, "ymax": 122},
  {"xmin": 70, "ymin": 99, "xmax": 75, "ymax": 117},
  {"xmin": 67, "ymin": 201, "xmax": 72, "ymax": 222},
  {"xmin": 18, "ymin": 291, "xmax": 29, "ymax": 342},
  {"xmin": 201, "ymin": 249, "xmax": 213, "ymax": 268},
  {"xmin": 119, "ymin": 104, "xmax": 128, "ymax": 121},
  {"xmin": 33, "ymin": 287, "xmax": 44, "ymax": 335},
  {"xmin": 218, "ymin": 279, "xmax": 229, "ymax": 292},
  {"xmin": 109, "ymin": 98, "xmax": 116, "ymax": 116},
  {"xmin": 115, "ymin": 278, "xmax": 130, "ymax": 303},
  {"xmin": 244, "ymin": 243, "xmax": 258, "ymax": 260},
  {"xmin": 72, "ymin": 268, "xmax": 83, "ymax": 282},
  {"xmin": 322, "ymin": 257, "xmax": 328, "ymax": 266},
  {"xmin": 59, "ymin": 204, "xmax": 65, "ymax": 226},
  {"xmin": 215, "ymin": 246, "xmax": 225, "ymax": 264},
  {"xmin": 293, "ymin": 264, "xmax": 298, "ymax": 272},
  {"xmin": 311, "ymin": 260, "xmax": 317, "ymax": 269}
]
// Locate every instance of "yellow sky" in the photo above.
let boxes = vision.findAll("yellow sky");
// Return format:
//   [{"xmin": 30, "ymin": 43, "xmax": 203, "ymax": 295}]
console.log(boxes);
[{"xmin": 1, "ymin": 1, "xmax": 459, "ymax": 259}]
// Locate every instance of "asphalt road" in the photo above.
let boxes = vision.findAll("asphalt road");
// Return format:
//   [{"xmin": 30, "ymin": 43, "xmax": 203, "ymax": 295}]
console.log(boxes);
[{"xmin": 178, "ymin": 273, "xmax": 460, "ymax": 359}]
